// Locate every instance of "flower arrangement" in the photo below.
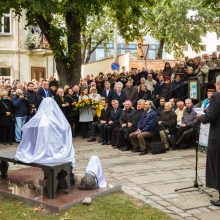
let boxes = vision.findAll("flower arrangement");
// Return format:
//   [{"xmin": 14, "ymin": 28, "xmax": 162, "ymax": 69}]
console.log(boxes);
[{"xmin": 75, "ymin": 98, "xmax": 99, "ymax": 110}]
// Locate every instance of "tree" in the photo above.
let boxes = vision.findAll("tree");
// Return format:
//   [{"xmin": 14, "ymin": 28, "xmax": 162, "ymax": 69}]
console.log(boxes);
[
  {"xmin": 0, "ymin": 0, "xmax": 154, "ymax": 85},
  {"xmin": 144, "ymin": 0, "xmax": 220, "ymax": 59}
]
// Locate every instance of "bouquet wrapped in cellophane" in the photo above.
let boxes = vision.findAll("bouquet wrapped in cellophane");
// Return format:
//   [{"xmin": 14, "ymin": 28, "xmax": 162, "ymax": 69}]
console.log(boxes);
[{"xmin": 75, "ymin": 98, "xmax": 99, "ymax": 110}]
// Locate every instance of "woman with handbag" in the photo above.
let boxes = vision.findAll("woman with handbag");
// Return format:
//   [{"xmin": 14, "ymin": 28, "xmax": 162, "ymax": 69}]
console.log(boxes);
[{"xmin": 0, "ymin": 90, "xmax": 14, "ymax": 145}]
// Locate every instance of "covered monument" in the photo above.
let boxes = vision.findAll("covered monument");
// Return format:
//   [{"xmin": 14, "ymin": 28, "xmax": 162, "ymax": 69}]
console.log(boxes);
[{"xmin": 15, "ymin": 97, "xmax": 75, "ymax": 167}]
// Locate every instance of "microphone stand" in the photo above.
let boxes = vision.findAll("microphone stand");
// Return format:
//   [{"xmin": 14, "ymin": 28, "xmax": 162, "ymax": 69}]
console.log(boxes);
[{"xmin": 174, "ymin": 124, "xmax": 212, "ymax": 197}]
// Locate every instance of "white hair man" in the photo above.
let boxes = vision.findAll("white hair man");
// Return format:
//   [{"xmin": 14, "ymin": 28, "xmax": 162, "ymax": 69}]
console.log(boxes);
[
  {"xmin": 158, "ymin": 102, "xmax": 177, "ymax": 149},
  {"xmin": 195, "ymin": 59, "xmax": 209, "ymax": 100},
  {"xmin": 11, "ymin": 89, "xmax": 29, "ymax": 143},
  {"xmin": 175, "ymin": 98, "xmax": 197, "ymax": 149}
]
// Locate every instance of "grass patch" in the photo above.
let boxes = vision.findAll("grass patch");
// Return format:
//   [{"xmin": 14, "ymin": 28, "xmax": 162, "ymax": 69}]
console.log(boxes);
[{"xmin": 0, "ymin": 193, "xmax": 173, "ymax": 220}]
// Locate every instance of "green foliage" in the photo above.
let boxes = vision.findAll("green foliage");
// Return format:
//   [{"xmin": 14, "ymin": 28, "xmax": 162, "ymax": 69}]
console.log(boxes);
[{"xmin": 144, "ymin": 0, "xmax": 220, "ymax": 58}]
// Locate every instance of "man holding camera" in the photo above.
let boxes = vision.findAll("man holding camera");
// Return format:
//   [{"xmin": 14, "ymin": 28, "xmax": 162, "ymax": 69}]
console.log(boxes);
[
  {"xmin": 24, "ymin": 82, "xmax": 40, "ymax": 120},
  {"xmin": 12, "ymin": 89, "xmax": 30, "ymax": 143}
]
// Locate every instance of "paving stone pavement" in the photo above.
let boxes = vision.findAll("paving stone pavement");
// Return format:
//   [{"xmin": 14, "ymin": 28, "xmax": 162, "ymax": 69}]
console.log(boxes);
[{"xmin": 1, "ymin": 138, "xmax": 220, "ymax": 220}]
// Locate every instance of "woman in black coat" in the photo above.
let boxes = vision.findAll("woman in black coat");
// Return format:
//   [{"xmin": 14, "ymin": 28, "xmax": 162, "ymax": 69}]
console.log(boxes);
[
  {"xmin": 137, "ymin": 84, "xmax": 153, "ymax": 101},
  {"xmin": 65, "ymin": 88, "xmax": 79, "ymax": 137},
  {"xmin": 0, "ymin": 90, "xmax": 14, "ymax": 145}
]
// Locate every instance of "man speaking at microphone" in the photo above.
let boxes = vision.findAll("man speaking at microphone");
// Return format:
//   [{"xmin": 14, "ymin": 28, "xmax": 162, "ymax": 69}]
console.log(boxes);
[{"xmin": 197, "ymin": 75, "xmax": 220, "ymax": 206}]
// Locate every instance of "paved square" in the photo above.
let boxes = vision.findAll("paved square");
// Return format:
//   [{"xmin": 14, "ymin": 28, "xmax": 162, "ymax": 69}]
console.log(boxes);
[{"xmin": 1, "ymin": 138, "xmax": 219, "ymax": 219}]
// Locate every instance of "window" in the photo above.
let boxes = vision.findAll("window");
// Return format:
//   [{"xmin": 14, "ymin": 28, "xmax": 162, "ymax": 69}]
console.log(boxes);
[
  {"xmin": 217, "ymin": 45, "xmax": 220, "ymax": 52},
  {"xmin": 200, "ymin": 45, "xmax": 206, "ymax": 51},
  {"xmin": 147, "ymin": 50, "xmax": 157, "ymax": 59},
  {"xmin": 0, "ymin": 68, "xmax": 10, "ymax": 76},
  {"xmin": 120, "ymin": 49, "xmax": 126, "ymax": 54},
  {"xmin": 96, "ymin": 49, "xmax": 105, "ymax": 60},
  {"xmin": 0, "ymin": 13, "xmax": 11, "ymax": 34},
  {"xmin": 129, "ymin": 44, "xmax": 136, "ymax": 49}
]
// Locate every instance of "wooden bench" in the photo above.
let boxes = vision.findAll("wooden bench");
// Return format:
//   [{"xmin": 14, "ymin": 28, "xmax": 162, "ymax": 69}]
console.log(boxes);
[{"xmin": 0, "ymin": 151, "xmax": 71, "ymax": 199}]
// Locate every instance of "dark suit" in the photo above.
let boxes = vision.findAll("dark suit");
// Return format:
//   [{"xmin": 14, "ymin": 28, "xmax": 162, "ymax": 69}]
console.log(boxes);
[
  {"xmin": 201, "ymin": 92, "xmax": 220, "ymax": 190},
  {"xmin": 111, "ymin": 91, "xmax": 126, "ymax": 108},
  {"xmin": 99, "ymin": 106, "xmax": 111, "ymax": 141},
  {"xmin": 101, "ymin": 89, "xmax": 114, "ymax": 103},
  {"xmin": 102, "ymin": 108, "xmax": 122, "ymax": 144},
  {"xmin": 37, "ymin": 87, "xmax": 53, "ymax": 99}
]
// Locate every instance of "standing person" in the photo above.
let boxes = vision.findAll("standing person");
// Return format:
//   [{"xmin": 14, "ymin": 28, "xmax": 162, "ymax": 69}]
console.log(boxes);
[
  {"xmin": 24, "ymin": 82, "xmax": 40, "ymax": 120},
  {"xmin": 101, "ymin": 81, "xmax": 114, "ymax": 104},
  {"xmin": 197, "ymin": 76, "xmax": 220, "ymax": 206},
  {"xmin": 79, "ymin": 87, "xmax": 93, "ymax": 138},
  {"xmin": 123, "ymin": 78, "xmax": 138, "ymax": 106},
  {"xmin": 37, "ymin": 80, "xmax": 53, "ymax": 100},
  {"xmin": 11, "ymin": 89, "xmax": 29, "ymax": 143},
  {"xmin": 54, "ymin": 88, "xmax": 69, "ymax": 118},
  {"xmin": 111, "ymin": 82, "xmax": 126, "ymax": 108},
  {"xmin": 65, "ymin": 88, "xmax": 79, "ymax": 137},
  {"xmin": 163, "ymin": 62, "xmax": 173, "ymax": 79},
  {"xmin": 195, "ymin": 59, "xmax": 209, "ymax": 100},
  {"xmin": 0, "ymin": 90, "xmax": 14, "ymax": 145}
]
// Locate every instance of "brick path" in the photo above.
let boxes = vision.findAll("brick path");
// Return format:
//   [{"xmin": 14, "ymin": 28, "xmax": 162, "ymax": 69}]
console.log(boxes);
[{"xmin": 2, "ymin": 138, "xmax": 220, "ymax": 220}]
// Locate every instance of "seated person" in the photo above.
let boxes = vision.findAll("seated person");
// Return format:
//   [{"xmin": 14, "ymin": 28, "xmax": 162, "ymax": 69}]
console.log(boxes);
[
  {"xmin": 102, "ymin": 100, "xmax": 122, "ymax": 145},
  {"xmin": 129, "ymin": 100, "xmax": 157, "ymax": 155},
  {"xmin": 88, "ymin": 99, "xmax": 111, "ymax": 142},
  {"xmin": 119, "ymin": 99, "xmax": 145, "ymax": 151},
  {"xmin": 111, "ymin": 100, "xmax": 135, "ymax": 148},
  {"xmin": 175, "ymin": 101, "xmax": 185, "ymax": 126},
  {"xmin": 175, "ymin": 98, "xmax": 198, "ymax": 148},
  {"xmin": 15, "ymin": 97, "xmax": 75, "ymax": 167},
  {"xmin": 158, "ymin": 102, "xmax": 177, "ymax": 150},
  {"xmin": 156, "ymin": 97, "xmax": 165, "ymax": 116}
]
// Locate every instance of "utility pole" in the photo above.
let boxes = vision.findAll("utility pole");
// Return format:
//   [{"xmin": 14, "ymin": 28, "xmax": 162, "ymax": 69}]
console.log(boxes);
[{"xmin": 113, "ymin": 23, "xmax": 118, "ymax": 62}]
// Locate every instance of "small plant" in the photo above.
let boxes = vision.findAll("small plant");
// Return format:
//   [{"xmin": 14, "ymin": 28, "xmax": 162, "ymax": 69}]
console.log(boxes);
[{"xmin": 26, "ymin": 31, "xmax": 41, "ymax": 49}]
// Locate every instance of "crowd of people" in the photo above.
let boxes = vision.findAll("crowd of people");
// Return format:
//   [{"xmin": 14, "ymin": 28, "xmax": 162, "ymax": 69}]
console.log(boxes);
[{"xmin": 0, "ymin": 52, "xmax": 220, "ymax": 155}]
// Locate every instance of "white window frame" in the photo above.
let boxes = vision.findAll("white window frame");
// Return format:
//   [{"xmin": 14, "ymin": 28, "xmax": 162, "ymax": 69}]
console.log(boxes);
[{"xmin": 0, "ymin": 13, "xmax": 12, "ymax": 35}]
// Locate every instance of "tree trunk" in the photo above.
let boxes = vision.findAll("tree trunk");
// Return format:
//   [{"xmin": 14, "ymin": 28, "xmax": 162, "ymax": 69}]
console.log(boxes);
[
  {"xmin": 35, "ymin": 13, "xmax": 82, "ymax": 86},
  {"xmin": 85, "ymin": 37, "xmax": 92, "ymax": 64},
  {"xmin": 55, "ymin": 60, "xmax": 80, "ymax": 86},
  {"xmin": 157, "ymin": 39, "xmax": 165, "ymax": 59}
]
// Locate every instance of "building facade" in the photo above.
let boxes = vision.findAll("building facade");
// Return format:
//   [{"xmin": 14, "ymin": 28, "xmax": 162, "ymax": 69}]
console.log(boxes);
[
  {"xmin": 90, "ymin": 33, "xmax": 220, "ymax": 62},
  {"xmin": 0, "ymin": 11, "xmax": 54, "ymax": 83}
]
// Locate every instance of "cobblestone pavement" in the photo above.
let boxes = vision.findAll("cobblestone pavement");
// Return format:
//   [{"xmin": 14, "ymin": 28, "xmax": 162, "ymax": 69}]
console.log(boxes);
[{"xmin": 2, "ymin": 138, "xmax": 220, "ymax": 220}]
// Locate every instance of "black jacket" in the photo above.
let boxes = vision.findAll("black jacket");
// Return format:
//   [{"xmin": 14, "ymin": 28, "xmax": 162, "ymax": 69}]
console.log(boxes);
[
  {"xmin": 130, "ymin": 109, "xmax": 144, "ymax": 128},
  {"xmin": 159, "ymin": 110, "xmax": 177, "ymax": 133},
  {"xmin": 119, "ymin": 108, "xmax": 136, "ymax": 126},
  {"xmin": 137, "ymin": 90, "xmax": 153, "ymax": 101},
  {"xmin": 100, "ymin": 106, "xmax": 111, "ymax": 122},
  {"xmin": 23, "ymin": 90, "xmax": 40, "ymax": 112},
  {"xmin": 37, "ymin": 87, "xmax": 53, "ymax": 99},
  {"xmin": 54, "ymin": 95, "xmax": 68, "ymax": 118},
  {"xmin": 101, "ymin": 89, "xmax": 114, "ymax": 103},
  {"xmin": 109, "ymin": 108, "xmax": 122, "ymax": 125},
  {"xmin": 0, "ymin": 98, "xmax": 14, "ymax": 126},
  {"xmin": 111, "ymin": 91, "xmax": 127, "ymax": 108}
]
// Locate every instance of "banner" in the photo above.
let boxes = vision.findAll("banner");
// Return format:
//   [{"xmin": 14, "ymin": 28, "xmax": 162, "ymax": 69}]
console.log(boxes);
[{"xmin": 199, "ymin": 123, "xmax": 210, "ymax": 148}]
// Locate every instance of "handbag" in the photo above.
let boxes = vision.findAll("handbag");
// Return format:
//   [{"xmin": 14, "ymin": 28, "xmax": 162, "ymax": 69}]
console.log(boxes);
[{"xmin": 150, "ymin": 141, "xmax": 166, "ymax": 154}]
